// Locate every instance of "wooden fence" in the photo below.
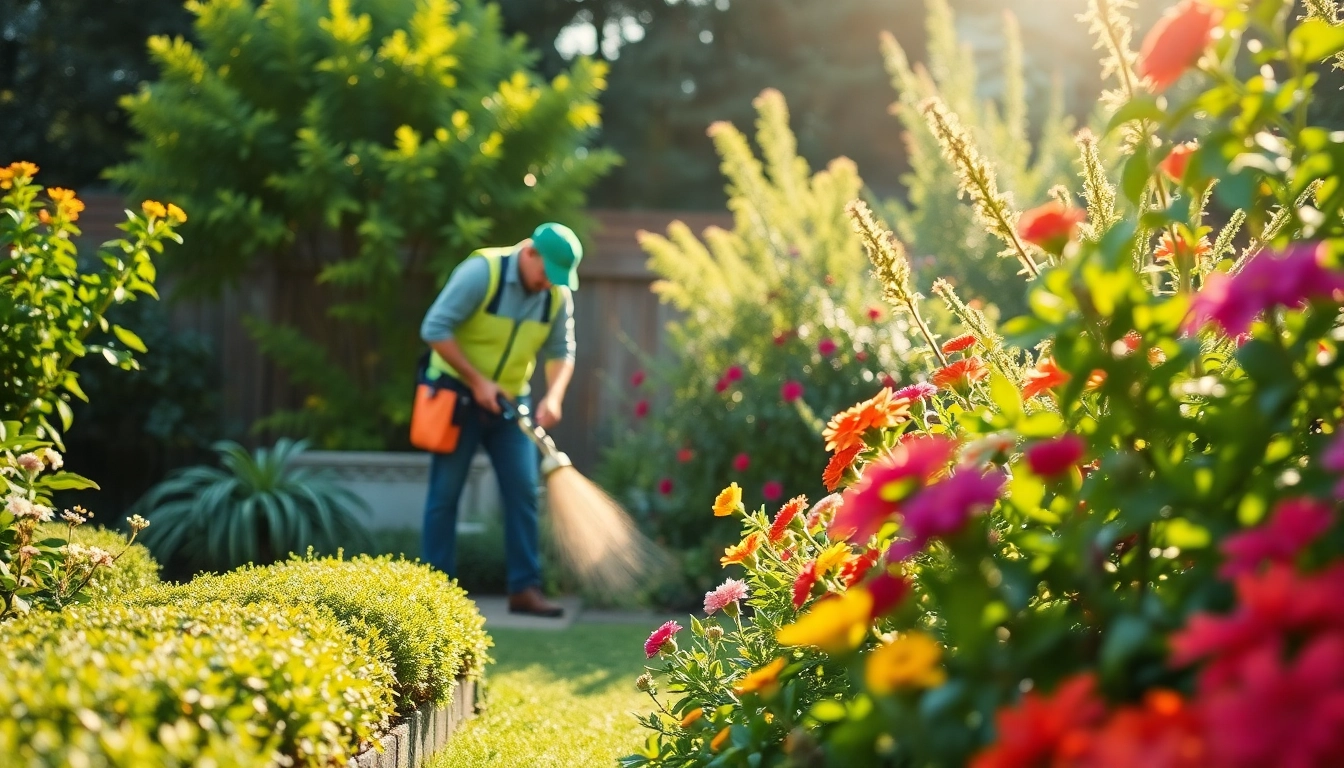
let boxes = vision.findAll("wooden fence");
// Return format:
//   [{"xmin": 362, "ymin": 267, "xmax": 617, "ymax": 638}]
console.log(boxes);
[{"xmin": 77, "ymin": 195, "xmax": 731, "ymax": 471}]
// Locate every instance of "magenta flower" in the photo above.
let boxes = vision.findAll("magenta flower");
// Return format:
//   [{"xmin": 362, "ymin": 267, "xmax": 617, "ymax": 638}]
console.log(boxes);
[
  {"xmin": 733, "ymin": 453, "xmax": 750, "ymax": 472},
  {"xmin": 658, "ymin": 478, "xmax": 674, "ymax": 495},
  {"xmin": 1219, "ymin": 498, "xmax": 1333, "ymax": 579},
  {"xmin": 634, "ymin": 399, "xmax": 650, "ymax": 418},
  {"xmin": 644, "ymin": 620, "xmax": 683, "ymax": 658},
  {"xmin": 781, "ymin": 381, "xmax": 804, "ymax": 402},
  {"xmin": 630, "ymin": 369, "xmax": 646, "ymax": 387},
  {"xmin": 726, "ymin": 365, "xmax": 744, "ymax": 383},
  {"xmin": 762, "ymin": 480, "xmax": 783, "ymax": 501},
  {"xmin": 886, "ymin": 468, "xmax": 1006, "ymax": 561},
  {"xmin": 1186, "ymin": 242, "xmax": 1344, "ymax": 337},
  {"xmin": 893, "ymin": 382, "xmax": 938, "ymax": 402},
  {"xmin": 867, "ymin": 571, "xmax": 912, "ymax": 617},
  {"xmin": 831, "ymin": 435, "xmax": 957, "ymax": 542},
  {"xmin": 1024, "ymin": 434, "xmax": 1087, "ymax": 477},
  {"xmin": 818, "ymin": 338, "xmax": 838, "ymax": 356},
  {"xmin": 704, "ymin": 578, "xmax": 749, "ymax": 615},
  {"xmin": 715, "ymin": 377, "xmax": 730, "ymax": 393}
]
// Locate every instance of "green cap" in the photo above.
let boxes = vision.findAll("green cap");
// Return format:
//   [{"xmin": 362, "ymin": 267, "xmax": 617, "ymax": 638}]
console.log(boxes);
[{"xmin": 531, "ymin": 222, "xmax": 583, "ymax": 291}]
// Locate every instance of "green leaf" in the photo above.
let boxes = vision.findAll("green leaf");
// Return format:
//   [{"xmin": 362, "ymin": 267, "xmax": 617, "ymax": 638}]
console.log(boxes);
[
  {"xmin": 112, "ymin": 325, "xmax": 148, "ymax": 353},
  {"xmin": 1105, "ymin": 96, "xmax": 1164, "ymax": 135},
  {"xmin": 40, "ymin": 471, "xmax": 100, "ymax": 491},
  {"xmin": 1121, "ymin": 146, "xmax": 1152, "ymax": 205},
  {"xmin": 988, "ymin": 373, "xmax": 1024, "ymax": 424},
  {"xmin": 1288, "ymin": 18, "xmax": 1344, "ymax": 63}
]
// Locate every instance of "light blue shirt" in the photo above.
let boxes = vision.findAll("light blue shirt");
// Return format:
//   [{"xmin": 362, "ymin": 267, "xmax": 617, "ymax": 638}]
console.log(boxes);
[{"xmin": 420, "ymin": 248, "xmax": 576, "ymax": 363}]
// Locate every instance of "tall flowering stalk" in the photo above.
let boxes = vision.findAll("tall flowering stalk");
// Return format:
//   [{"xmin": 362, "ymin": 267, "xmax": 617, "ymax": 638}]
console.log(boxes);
[{"xmin": 1075, "ymin": 129, "xmax": 1119, "ymax": 243}]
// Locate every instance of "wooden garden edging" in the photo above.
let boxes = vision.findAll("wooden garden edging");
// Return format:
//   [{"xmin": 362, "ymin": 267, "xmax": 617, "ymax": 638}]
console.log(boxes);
[{"xmin": 352, "ymin": 677, "xmax": 479, "ymax": 768}]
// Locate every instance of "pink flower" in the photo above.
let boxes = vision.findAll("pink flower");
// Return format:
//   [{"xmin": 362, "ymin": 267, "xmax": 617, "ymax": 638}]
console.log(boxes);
[
  {"xmin": 733, "ymin": 453, "xmax": 750, "ymax": 472},
  {"xmin": 1219, "ymin": 498, "xmax": 1333, "ymax": 579},
  {"xmin": 644, "ymin": 620, "xmax": 683, "ymax": 658},
  {"xmin": 634, "ymin": 399, "xmax": 650, "ymax": 418},
  {"xmin": 818, "ymin": 338, "xmax": 838, "ymax": 356},
  {"xmin": 1199, "ymin": 632, "xmax": 1344, "ymax": 768},
  {"xmin": 893, "ymin": 382, "xmax": 937, "ymax": 402},
  {"xmin": 15, "ymin": 452, "xmax": 42, "ymax": 474},
  {"xmin": 630, "ymin": 369, "xmax": 646, "ymax": 387},
  {"xmin": 856, "ymin": 350, "xmax": 869, "ymax": 362},
  {"xmin": 676, "ymin": 448, "xmax": 694, "ymax": 463},
  {"xmin": 704, "ymin": 578, "xmax": 749, "ymax": 615},
  {"xmin": 867, "ymin": 306, "xmax": 883, "ymax": 321},
  {"xmin": 1024, "ymin": 434, "xmax": 1087, "ymax": 477},
  {"xmin": 726, "ymin": 365, "xmax": 744, "ymax": 383},
  {"xmin": 886, "ymin": 468, "xmax": 1006, "ymax": 561},
  {"xmin": 806, "ymin": 493, "xmax": 844, "ymax": 531},
  {"xmin": 658, "ymin": 478, "xmax": 674, "ymax": 495},
  {"xmin": 1186, "ymin": 243, "xmax": 1344, "ymax": 338},
  {"xmin": 1324, "ymin": 431, "xmax": 1344, "ymax": 473},
  {"xmin": 781, "ymin": 381, "xmax": 804, "ymax": 402},
  {"xmin": 831, "ymin": 435, "xmax": 957, "ymax": 542},
  {"xmin": 715, "ymin": 377, "xmax": 730, "ymax": 393},
  {"xmin": 762, "ymin": 480, "xmax": 783, "ymax": 501},
  {"xmin": 867, "ymin": 571, "xmax": 911, "ymax": 617}
]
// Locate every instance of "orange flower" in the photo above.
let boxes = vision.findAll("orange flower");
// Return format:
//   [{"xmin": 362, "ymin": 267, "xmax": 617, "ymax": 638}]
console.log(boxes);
[
  {"xmin": 822, "ymin": 444, "xmax": 862, "ymax": 492},
  {"xmin": 1154, "ymin": 232, "xmax": 1212, "ymax": 267},
  {"xmin": 1160, "ymin": 142, "xmax": 1198, "ymax": 182},
  {"xmin": 931, "ymin": 357, "xmax": 988, "ymax": 392},
  {"xmin": 733, "ymin": 657, "xmax": 786, "ymax": 697},
  {"xmin": 1021, "ymin": 357, "xmax": 1070, "ymax": 400},
  {"xmin": 822, "ymin": 388, "xmax": 912, "ymax": 453},
  {"xmin": 721, "ymin": 532, "xmax": 762, "ymax": 567},
  {"xmin": 141, "ymin": 200, "xmax": 167, "ymax": 218},
  {"xmin": 166, "ymin": 203, "xmax": 187, "ymax": 223},
  {"xmin": 679, "ymin": 707, "xmax": 704, "ymax": 728},
  {"xmin": 1085, "ymin": 370, "xmax": 1107, "ymax": 391},
  {"xmin": 1136, "ymin": 0, "xmax": 1222, "ymax": 92},
  {"xmin": 37, "ymin": 209, "xmax": 51, "ymax": 225},
  {"xmin": 713, "ymin": 482, "xmax": 742, "ymax": 517},
  {"xmin": 0, "ymin": 161, "xmax": 38, "ymax": 189},
  {"xmin": 768, "ymin": 495, "xmax": 808, "ymax": 543},
  {"xmin": 1018, "ymin": 203, "xmax": 1085, "ymax": 252},
  {"xmin": 711, "ymin": 726, "xmax": 731, "ymax": 752},
  {"xmin": 47, "ymin": 187, "xmax": 75, "ymax": 202},
  {"xmin": 940, "ymin": 333, "xmax": 977, "ymax": 355}
]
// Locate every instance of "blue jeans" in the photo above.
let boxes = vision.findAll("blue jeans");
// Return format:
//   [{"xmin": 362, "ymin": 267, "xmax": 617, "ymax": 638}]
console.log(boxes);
[{"xmin": 421, "ymin": 393, "xmax": 542, "ymax": 594}]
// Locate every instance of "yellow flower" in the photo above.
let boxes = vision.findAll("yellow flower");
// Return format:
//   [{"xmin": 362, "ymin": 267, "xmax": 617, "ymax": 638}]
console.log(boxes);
[
  {"xmin": 720, "ymin": 532, "xmax": 762, "ymax": 567},
  {"xmin": 713, "ymin": 482, "xmax": 743, "ymax": 517},
  {"xmin": 142, "ymin": 200, "xmax": 167, "ymax": 219},
  {"xmin": 166, "ymin": 203, "xmax": 188, "ymax": 223},
  {"xmin": 47, "ymin": 187, "xmax": 75, "ymax": 202},
  {"xmin": 864, "ymin": 632, "xmax": 947, "ymax": 694},
  {"xmin": 776, "ymin": 587, "xmax": 873, "ymax": 655},
  {"xmin": 732, "ymin": 657, "xmax": 786, "ymax": 698},
  {"xmin": 0, "ymin": 162, "xmax": 34, "ymax": 189},
  {"xmin": 679, "ymin": 707, "xmax": 703, "ymax": 728},
  {"xmin": 814, "ymin": 542, "xmax": 853, "ymax": 577},
  {"xmin": 711, "ymin": 726, "xmax": 731, "ymax": 752}
]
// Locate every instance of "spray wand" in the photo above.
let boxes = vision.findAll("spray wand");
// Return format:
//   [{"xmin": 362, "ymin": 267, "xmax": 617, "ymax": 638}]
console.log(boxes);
[{"xmin": 497, "ymin": 396, "xmax": 573, "ymax": 477}]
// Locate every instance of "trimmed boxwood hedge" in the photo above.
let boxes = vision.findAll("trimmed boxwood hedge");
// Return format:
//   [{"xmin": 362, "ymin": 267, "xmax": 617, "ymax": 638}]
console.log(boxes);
[
  {"xmin": 137, "ymin": 554, "xmax": 492, "ymax": 711},
  {"xmin": 0, "ymin": 600, "xmax": 395, "ymax": 767}
]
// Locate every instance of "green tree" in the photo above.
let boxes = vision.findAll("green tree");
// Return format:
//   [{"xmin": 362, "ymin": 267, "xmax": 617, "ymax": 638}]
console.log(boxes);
[{"xmin": 110, "ymin": 0, "xmax": 618, "ymax": 449}]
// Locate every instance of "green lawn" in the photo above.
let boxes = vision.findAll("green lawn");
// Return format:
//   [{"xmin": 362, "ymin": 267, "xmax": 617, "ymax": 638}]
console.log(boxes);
[{"xmin": 432, "ymin": 623, "xmax": 653, "ymax": 768}]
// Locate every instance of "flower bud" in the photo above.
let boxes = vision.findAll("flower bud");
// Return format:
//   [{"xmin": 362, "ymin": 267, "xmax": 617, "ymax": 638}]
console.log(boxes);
[
  {"xmin": 706, "ymin": 626, "xmax": 725, "ymax": 643},
  {"xmin": 635, "ymin": 673, "xmax": 654, "ymax": 693}
]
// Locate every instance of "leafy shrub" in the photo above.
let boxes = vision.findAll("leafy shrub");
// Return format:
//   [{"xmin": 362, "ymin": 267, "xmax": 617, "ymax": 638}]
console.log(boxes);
[
  {"xmin": 109, "ymin": 0, "xmax": 619, "ymax": 449},
  {"xmin": 597, "ymin": 90, "xmax": 924, "ymax": 607},
  {"xmin": 134, "ymin": 438, "xmax": 370, "ymax": 577},
  {"xmin": 138, "ymin": 554, "xmax": 491, "ymax": 711},
  {"xmin": 626, "ymin": 2, "xmax": 1344, "ymax": 766},
  {"xmin": 0, "ymin": 600, "xmax": 395, "ymax": 767},
  {"xmin": 33, "ymin": 523, "xmax": 162, "ymax": 600}
]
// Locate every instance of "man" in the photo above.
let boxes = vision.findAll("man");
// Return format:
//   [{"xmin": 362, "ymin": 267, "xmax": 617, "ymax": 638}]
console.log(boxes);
[{"xmin": 419, "ymin": 222, "xmax": 580, "ymax": 617}]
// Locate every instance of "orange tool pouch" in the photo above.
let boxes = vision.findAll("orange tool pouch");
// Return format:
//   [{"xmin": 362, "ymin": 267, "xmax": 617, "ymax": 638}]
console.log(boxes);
[{"xmin": 410, "ymin": 354, "xmax": 464, "ymax": 453}]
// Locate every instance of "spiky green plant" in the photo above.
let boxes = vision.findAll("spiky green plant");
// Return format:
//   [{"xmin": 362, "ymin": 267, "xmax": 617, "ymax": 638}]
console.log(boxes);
[{"xmin": 134, "ymin": 439, "xmax": 369, "ymax": 575}]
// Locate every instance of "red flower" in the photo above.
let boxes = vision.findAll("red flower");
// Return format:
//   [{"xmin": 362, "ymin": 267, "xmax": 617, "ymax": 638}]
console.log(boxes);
[
  {"xmin": 1137, "ymin": 0, "xmax": 1222, "ymax": 93},
  {"xmin": 867, "ymin": 306, "xmax": 883, "ymax": 321},
  {"xmin": 715, "ymin": 377, "xmax": 730, "ymax": 393},
  {"xmin": 634, "ymin": 399, "xmax": 650, "ymax": 418},
  {"xmin": 932, "ymin": 357, "xmax": 989, "ymax": 392},
  {"xmin": 881, "ymin": 373, "xmax": 899, "ymax": 389},
  {"xmin": 630, "ymin": 369, "xmax": 646, "ymax": 387},
  {"xmin": 762, "ymin": 480, "xmax": 783, "ymax": 502},
  {"xmin": 733, "ymin": 453, "xmax": 751, "ymax": 473},
  {"xmin": 1025, "ymin": 434, "xmax": 1087, "ymax": 477},
  {"xmin": 886, "ymin": 467, "xmax": 1006, "ymax": 560},
  {"xmin": 1161, "ymin": 141, "xmax": 1198, "ymax": 182},
  {"xmin": 940, "ymin": 333, "xmax": 977, "ymax": 355},
  {"xmin": 726, "ymin": 365, "xmax": 744, "ymax": 382},
  {"xmin": 867, "ymin": 571, "xmax": 911, "ymax": 617},
  {"xmin": 1021, "ymin": 357, "xmax": 1071, "ymax": 400},
  {"xmin": 773, "ymin": 330, "xmax": 791, "ymax": 346},
  {"xmin": 792, "ymin": 561, "xmax": 818, "ymax": 609},
  {"xmin": 658, "ymin": 478, "xmax": 674, "ymax": 495},
  {"xmin": 831, "ymin": 435, "xmax": 957, "ymax": 542},
  {"xmin": 644, "ymin": 620, "xmax": 683, "ymax": 658},
  {"xmin": 781, "ymin": 380, "xmax": 804, "ymax": 402},
  {"xmin": 970, "ymin": 674, "xmax": 1108, "ymax": 768},
  {"xmin": 1219, "ymin": 498, "xmax": 1333, "ymax": 579},
  {"xmin": 1186, "ymin": 242, "xmax": 1344, "ymax": 338},
  {"xmin": 1018, "ymin": 202, "xmax": 1086, "ymax": 252},
  {"xmin": 839, "ymin": 548, "xmax": 881, "ymax": 588},
  {"xmin": 823, "ymin": 444, "xmax": 863, "ymax": 492},
  {"xmin": 855, "ymin": 350, "xmax": 868, "ymax": 362},
  {"xmin": 676, "ymin": 448, "xmax": 694, "ymax": 463},
  {"xmin": 769, "ymin": 496, "xmax": 808, "ymax": 543},
  {"xmin": 818, "ymin": 338, "xmax": 838, "ymax": 356},
  {"xmin": 1078, "ymin": 690, "xmax": 1206, "ymax": 768}
]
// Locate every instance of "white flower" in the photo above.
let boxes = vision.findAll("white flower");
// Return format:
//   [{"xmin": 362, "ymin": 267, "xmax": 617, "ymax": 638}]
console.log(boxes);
[
  {"xmin": 62, "ymin": 509, "xmax": 87, "ymax": 525},
  {"xmin": 87, "ymin": 547, "xmax": 115, "ymax": 568},
  {"xmin": 42, "ymin": 448, "xmax": 62, "ymax": 471},
  {"xmin": 6, "ymin": 495, "xmax": 34, "ymax": 519},
  {"xmin": 65, "ymin": 543, "xmax": 88, "ymax": 559},
  {"xmin": 960, "ymin": 432, "xmax": 1017, "ymax": 468},
  {"xmin": 31, "ymin": 504, "xmax": 53, "ymax": 523},
  {"xmin": 18, "ymin": 546, "xmax": 39, "ymax": 558},
  {"xmin": 127, "ymin": 514, "xmax": 150, "ymax": 533},
  {"xmin": 15, "ymin": 452, "xmax": 43, "ymax": 474}
]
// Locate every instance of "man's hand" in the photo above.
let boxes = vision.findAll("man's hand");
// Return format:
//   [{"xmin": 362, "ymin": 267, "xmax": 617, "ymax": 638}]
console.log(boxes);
[
  {"xmin": 471, "ymin": 378, "xmax": 503, "ymax": 414},
  {"xmin": 535, "ymin": 395, "xmax": 563, "ymax": 430}
]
